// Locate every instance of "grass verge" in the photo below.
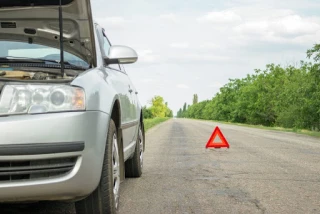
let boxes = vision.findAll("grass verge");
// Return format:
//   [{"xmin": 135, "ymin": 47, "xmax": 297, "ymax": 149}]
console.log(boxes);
[
  {"xmin": 191, "ymin": 118, "xmax": 320, "ymax": 138},
  {"xmin": 144, "ymin": 117, "xmax": 171, "ymax": 131}
]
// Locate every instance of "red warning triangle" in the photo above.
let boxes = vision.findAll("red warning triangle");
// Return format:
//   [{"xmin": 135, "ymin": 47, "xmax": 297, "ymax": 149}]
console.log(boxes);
[{"xmin": 206, "ymin": 126, "xmax": 229, "ymax": 149}]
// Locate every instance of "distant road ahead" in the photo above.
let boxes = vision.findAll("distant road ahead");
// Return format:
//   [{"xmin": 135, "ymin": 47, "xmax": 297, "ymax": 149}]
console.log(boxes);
[{"xmin": 119, "ymin": 119, "xmax": 320, "ymax": 214}]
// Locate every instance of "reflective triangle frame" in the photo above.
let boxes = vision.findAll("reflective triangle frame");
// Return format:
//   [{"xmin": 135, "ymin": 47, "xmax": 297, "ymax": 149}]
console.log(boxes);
[{"xmin": 206, "ymin": 126, "xmax": 230, "ymax": 149}]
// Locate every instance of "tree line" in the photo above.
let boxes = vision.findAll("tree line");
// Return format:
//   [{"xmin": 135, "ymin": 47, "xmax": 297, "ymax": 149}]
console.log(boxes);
[
  {"xmin": 143, "ymin": 96, "xmax": 173, "ymax": 119},
  {"xmin": 177, "ymin": 45, "xmax": 320, "ymax": 131}
]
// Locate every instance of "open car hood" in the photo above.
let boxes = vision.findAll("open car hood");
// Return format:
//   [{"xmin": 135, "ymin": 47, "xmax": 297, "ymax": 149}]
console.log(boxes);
[{"xmin": 0, "ymin": 0, "xmax": 96, "ymax": 66}]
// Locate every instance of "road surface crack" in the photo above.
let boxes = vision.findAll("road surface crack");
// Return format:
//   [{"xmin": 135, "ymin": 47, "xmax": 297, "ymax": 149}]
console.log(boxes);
[{"xmin": 250, "ymin": 199, "xmax": 266, "ymax": 214}]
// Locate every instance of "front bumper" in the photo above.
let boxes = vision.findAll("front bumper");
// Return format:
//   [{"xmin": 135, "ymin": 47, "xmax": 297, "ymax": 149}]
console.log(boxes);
[{"xmin": 0, "ymin": 111, "xmax": 109, "ymax": 202}]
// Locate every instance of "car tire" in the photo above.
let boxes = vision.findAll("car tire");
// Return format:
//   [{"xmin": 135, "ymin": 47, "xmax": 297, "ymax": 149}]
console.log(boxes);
[
  {"xmin": 75, "ymin": 119, "xmax": 120, "ymax": 214},
  {"xmin": 125, "ymin": 124, "xmax": 144, "ymax": 178}
]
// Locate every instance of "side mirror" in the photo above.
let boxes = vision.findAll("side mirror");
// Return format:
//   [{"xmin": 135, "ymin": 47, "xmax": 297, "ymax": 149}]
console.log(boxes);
[{"xmin": 104, "ymin": 45, "xmax": 138, "ymax": 65}]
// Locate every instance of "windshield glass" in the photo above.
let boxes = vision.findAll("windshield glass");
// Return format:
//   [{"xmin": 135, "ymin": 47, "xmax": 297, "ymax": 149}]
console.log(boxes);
[{"xmin": 0, "ymin": 41, "xmax": 89, "ymax": 68}]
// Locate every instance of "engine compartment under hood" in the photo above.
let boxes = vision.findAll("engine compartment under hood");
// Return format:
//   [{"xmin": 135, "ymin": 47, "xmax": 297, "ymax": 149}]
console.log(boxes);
[
  {"xmin": 0, "ymin": 69, "xmax": 74, "ymax": 81},
  {"xmin": 0, "ymin": 64, "xmax": 79, "ymax": 82},
  {"xmin": 0, "ymin": 0, "xmax": 96, "ymax": 67}
]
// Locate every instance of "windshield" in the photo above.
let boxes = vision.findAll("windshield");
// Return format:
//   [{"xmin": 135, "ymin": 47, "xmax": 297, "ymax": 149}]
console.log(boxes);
[{"xmin": 0, "ymin": 41, "xmax": 89, "ymax": 68}]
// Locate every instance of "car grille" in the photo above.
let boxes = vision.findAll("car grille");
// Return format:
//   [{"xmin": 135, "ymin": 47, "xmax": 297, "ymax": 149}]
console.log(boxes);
[{"xmin": 0, "ymin": 157, "xmax": 77, "ymax": 182}]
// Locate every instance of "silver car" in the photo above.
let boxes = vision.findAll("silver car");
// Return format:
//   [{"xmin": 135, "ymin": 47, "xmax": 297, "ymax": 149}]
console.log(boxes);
[{"xmin": 0, "ymin": 0, "xmax": 144, "ymax": 213}]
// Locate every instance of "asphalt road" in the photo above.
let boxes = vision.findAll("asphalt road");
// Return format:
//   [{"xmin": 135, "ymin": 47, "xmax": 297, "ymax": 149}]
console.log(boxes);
[{"xmin": 1, "ymin": 118, "xmax": 320, "ymax": 213}]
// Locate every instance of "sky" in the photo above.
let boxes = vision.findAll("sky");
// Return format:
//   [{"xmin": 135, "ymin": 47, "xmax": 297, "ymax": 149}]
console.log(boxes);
[{"xmin": 91, "ymin": 0, "xmax": 320, "ymax": 114}]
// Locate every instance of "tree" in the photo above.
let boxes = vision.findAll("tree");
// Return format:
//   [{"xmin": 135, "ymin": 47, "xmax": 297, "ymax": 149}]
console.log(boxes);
[
  {"xmin": 193, "ymin": 94, "xmax": 198, "ymax": 105},
  {"xmin": 165, "ymin": 102, "xmax": 173, "ymax": 118},
  {"xmin": 142, "ymin": 106, "xmax": 152, "ymax": 119},
  {"xmin": 177, "ymin": 108, "xmax": 182, "ymax": 118},
  {"xmin": 149, "ymin": 96, "xmax": 167, "ymax": 118},
  {"xmin": 183, "ymin": 103, "xmax": 187, "ymax": 112},
  {"xmin": 306, "ymin": 44, "xmax": 320, "ymax": 130},
  {"xmin": 307, "ymin": 44, "xmax": 320, "ymax": 62},
  {"xmin": 146, "ymin": 96, "xmax": 174, "ymax": 118},
  {"xmin": 166, "ymin": 109, "xmax": 173, "ymax": 118},
  {"xmin": 178, "ymin": 44, "xmax": 320, "ymax": 132}
]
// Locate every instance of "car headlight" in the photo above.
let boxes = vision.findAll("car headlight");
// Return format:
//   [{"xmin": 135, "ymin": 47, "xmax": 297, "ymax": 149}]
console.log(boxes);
[{"xmin": 0, "ymin": 85, "xmax": 85, "ymax": 115}]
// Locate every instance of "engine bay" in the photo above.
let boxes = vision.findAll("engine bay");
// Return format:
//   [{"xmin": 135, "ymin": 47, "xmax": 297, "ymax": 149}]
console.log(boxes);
[
  {"xmin": 0, "ymin": 66, "xmax": 76, "ymax": 81},
  {"xmin": 0, "ymin": 70, "xmax": 73, "ymax": 80}
]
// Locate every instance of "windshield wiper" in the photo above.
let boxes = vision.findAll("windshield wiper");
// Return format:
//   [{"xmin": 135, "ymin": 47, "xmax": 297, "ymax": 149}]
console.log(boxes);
[
  {"xmin": 0, "ymin": 57, "xmax": 87, "ymax": 70},
  {"xmin": 0, "ymin": 56, "xmax": 66, "ymax": 64}
]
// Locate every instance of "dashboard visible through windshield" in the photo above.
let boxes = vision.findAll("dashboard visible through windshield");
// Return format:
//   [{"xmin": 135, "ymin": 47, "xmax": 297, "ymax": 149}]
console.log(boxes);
[{"xmin": 0, "ymin": 41, "xmax": 89, "ymax": 68}]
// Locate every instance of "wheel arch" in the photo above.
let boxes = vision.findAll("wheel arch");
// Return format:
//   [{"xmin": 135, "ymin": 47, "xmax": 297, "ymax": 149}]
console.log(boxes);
[
  {"xmin": 111, "ymin": 99, "xmax": 121, "ymax": 129},
  {"xmin": 110, "ymin": 98, "xmax": 125, "ymax": 182},
  {"xmin": 140, "ymin": 110, "xmax": 145, "ymax": 151}
]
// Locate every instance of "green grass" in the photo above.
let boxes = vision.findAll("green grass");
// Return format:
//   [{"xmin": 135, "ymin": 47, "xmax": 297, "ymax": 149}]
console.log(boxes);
[
  {"xmin": 190, "ymin": 118, "xmax": 320, "ymax": 138},
  {"xmin": 144, "ymin": 117, "xmax": 171, "ymax": 131}
]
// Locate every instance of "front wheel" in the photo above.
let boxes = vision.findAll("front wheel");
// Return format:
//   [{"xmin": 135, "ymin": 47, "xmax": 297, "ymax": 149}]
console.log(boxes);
[
  {"xmin": 75, "ymin": 119, "xmax": 120, "ymax": 214},
  {"xmin": 125, "ymin": 124, "xmax": 144, "ymax": 177}
]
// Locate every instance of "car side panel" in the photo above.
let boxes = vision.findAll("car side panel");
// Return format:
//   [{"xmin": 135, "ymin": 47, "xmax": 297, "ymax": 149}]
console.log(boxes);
[
  {"xmin": 105, "ymin": 69, "xmax": 138, "ymax": 152},
  {"xmin": 71, "ymin": 23, "xmax": 140, "ymax": 160},
  {"xmin": 120, "ymin": 66, "xmax": 142, "ymax": 142},
  {"xmin": 71, "ymin": 68, "xmax": 138, "ymax": 159}
]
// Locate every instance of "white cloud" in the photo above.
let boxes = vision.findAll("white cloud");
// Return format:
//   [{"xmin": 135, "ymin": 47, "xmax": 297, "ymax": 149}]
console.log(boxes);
[
  {"xmin": 170, "ymin": 54, "xmax": 229, "ymax": 63},
  {"xmin": 272, "ymin": 15, "xmax": 320, "ymax": 36},
  {"xmin": 159, "ymin": 13, "xmax": 179, "ymax": 23},
  {"xmin": 176, "ymin": 84, "xmax": 189, "ymax": 89},
  {"xmin": 141, "ymin": 78, "xmax": 154, "ymax": 83},
  {"xmin": 234, "ymin": 21, "xmax": 268, "ymax": 36},
  {"xmin": 137, "ymin": 50, "xmax": 153, "ymax": 55},
  {"xmin": 234, "ymin": 14, "xmax": 320, "ymax": 40},
  {"xmin": 208, "ymin": 82, "xmax": 223, "ymax": 88},
  {"xmin": 198, "ymin": 42, "xmax": 221, "ymax": 50},
  {"xmin": 136, "ymin": 50, "xmax": 158, "ymax": 63},
  {"xmin": 170, "ymin": 42, "xmax": 190, "ymax": 49},
  {"xmin": 232, "ymin": 7, "xmax": 295, "ymax": 20},
  {"xmin": 197, "ymin": 10, "xmax": 242, "ymax": 24},
  {"xmin": 96, "ymin": 17, "xmax": 130, "ymax": 26}
]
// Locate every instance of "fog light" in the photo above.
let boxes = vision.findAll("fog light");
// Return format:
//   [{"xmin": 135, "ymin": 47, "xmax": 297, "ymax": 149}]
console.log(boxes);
[{"xmin": 29, "ymin": 105, "xmax": 48, "ymax": 114}]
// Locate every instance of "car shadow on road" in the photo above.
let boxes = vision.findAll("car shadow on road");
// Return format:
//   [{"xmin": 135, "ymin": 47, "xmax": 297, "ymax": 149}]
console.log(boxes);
[{"xmin": 0, "ymin": 202, "xmax": 75, "ymax": 214}]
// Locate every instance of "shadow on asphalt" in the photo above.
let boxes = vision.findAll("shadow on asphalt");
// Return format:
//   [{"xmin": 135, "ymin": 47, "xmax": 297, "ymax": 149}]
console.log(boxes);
[{"xmin": 0, "ymin": 202, "xmax": 75, "ymax": 214}]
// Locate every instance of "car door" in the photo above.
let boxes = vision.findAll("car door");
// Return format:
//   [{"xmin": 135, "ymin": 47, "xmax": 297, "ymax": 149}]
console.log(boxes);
[
  {"xmin": 121, "ymin": 65, "xmax": 140, "ymax": 127},
  {"xmin": 97, "ymin": 26, "xmax": 138, "ymax": 157}
]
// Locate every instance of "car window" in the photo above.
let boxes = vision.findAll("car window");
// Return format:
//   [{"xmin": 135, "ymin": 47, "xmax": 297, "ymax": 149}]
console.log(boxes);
[
  {"xmin": 102, "ymin": 30, "xmax": 122, "ymax": 71},
  {"xmin": 103, "ymin": 33, "xmax": 111, "ymax": 56},
  {"xmin": 102, "ymin": 32, "xmax": 111, "ymax": 57}
]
